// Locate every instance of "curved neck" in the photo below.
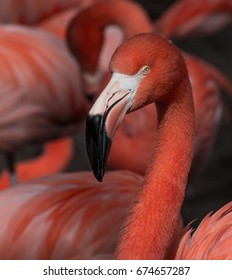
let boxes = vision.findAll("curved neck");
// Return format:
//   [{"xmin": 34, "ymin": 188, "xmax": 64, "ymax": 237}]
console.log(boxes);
[
  {"xmin": 116, "ymin": 77, "xmax": 195, "ymax": 259},
  {"xmin": 67, "ymin": 0, "xmax": 152, "ymax": 73},
  {"xmin": 80, "ymin": 1, "xmax": 152, "ymax": 35}
]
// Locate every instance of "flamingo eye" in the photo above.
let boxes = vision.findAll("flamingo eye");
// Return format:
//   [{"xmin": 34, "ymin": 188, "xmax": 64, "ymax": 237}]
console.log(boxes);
[{"xmin": 141, "ymin": 65, "xmax": 150, "ymax": 75}]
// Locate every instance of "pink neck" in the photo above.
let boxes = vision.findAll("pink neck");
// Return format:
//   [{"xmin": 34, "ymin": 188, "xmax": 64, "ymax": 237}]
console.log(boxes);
[{"xmin": 116, "ymin": 78, "xmax": 195, "ymax": 259}]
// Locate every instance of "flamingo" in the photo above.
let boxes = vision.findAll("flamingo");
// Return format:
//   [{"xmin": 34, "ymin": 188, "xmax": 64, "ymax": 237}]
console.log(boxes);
[
  {"xmin": 0, "ymin": 0, "xmax": 96, "ymax": 24},
  {"xmin": 0, "ymin": 170, "xmax": 231, "ymax": 259},
  {"xmin": 37, "ymin": 5, "xmax": 124, "ymax": 98},
  {"xmin": 37, "ymin": 4, "xmax": 125, "ymax": 105},
  {"xmin": 154, "ymin": 0, "xmax": 232, "ymax": 39},
  {"xmin": 0, "ymin": 170, "xmax": 142, "ymax": 259},
  {"xmin": 67, "ymin": 0, "xmax": 232, "ymax": 178},
  {"xmin": 0, "ymin": 33, "xmax": 231, "ymax": 259},
  {"xmin": 175, "ymin": 202, "xmax": 232, "ymax": 259},
  {"xmin": 0, "ymin": 137, "xmax": 73, "ymax": 190},
  {"xmin": 0, "ymin": 25, "xmax": 89, "ymax": 184},
  {"xmin": 66, "ymin": 0, "xmax": 153, "ymax": 96},
  {"xmin": 86, "ymin": 32, "xmax": 232, "ymax": 259},
  {"xmin": 37, "ymin": 8, "xmax": 80, "ymax": 39}
]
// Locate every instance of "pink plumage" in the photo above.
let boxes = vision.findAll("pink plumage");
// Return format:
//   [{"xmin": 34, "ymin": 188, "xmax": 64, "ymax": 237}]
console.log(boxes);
[
  {"xmin": 176, "ymin": 202, "xmax": 232, "ymax": 259},
  {"xmin": 0, "ymin": 171, "xmax": 141, "ymax": 259},
  {"xmin": 0, "ymin": 25, "xmax": 88, "ymax": 154},
  {"xmin": 0, "ymin": 0, "xmax": 95, "ymax": 24}
]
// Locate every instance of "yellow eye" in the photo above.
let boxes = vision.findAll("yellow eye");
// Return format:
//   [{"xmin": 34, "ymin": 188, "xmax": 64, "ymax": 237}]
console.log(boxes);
[{"xmin": 141, "ymin": 65, "xmax": 150, "ymax": 75}]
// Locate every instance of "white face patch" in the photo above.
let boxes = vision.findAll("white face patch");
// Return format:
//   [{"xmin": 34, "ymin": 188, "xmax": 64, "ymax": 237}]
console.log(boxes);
[
  {"xmin": 113, "ymin": 72, "xmax": 144, "ymax": 90},
  {"xmin": 89, "ymin": 68, "xmax": 148, "ymax": 116}
]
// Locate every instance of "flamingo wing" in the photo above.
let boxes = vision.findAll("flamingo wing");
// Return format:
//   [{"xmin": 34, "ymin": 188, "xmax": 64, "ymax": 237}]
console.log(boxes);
[{"xmin": 0, "ymin": 171, "xmax": 142, "ymax": 259}]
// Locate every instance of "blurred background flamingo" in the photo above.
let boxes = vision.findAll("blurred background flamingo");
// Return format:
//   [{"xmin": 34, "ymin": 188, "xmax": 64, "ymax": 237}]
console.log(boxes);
[
  {"xmin": 154, "ymin": 0, "xmax": 232, "ymax": 39},
  {"xmin": 0, "ymin": 0, "xmax": 96, "ymax": 24},
  {"xmin": 0, "ymin": 25, "xmax": 89, "ymax": 184},
  {"xmin": 0, "ymin": 171, "xmax": 142, "ymax": 259},
  {"xmin": 37, "ymin": 8, "xmax": 80, "ymax": 39},
  {"xmin": 0, "ymin": 137, "xmax": 73, "ymax": 189},
  {"xmin": 0, "ymin": 170, "xmax": 230, "ymax": 259}
]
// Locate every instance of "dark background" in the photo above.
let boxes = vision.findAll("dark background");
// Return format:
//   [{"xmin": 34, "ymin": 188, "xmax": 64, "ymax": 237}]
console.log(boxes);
[{"xmin": 1, "ymin": 0, "xmax": 232, "ymax": 228}]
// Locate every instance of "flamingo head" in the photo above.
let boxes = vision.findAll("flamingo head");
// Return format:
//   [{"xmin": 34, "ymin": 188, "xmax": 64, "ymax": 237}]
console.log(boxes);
[{"xmin": 86, "ymin": 32, "xmax": 186, "ymax": 181}]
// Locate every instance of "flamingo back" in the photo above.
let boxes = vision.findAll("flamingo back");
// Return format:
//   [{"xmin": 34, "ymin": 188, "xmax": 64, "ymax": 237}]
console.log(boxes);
[
  {"xmin": 0, "ymin": 0, "xmax": 95, "ymax": 24},
  {"xmin": 0, "ymin": 171, "xmax": 142, "ymax": 259},
  {"xmin": 0, "ymin": 25, "xmax": 87, "ymax": 152},
  {"xmin": 175, "ymin": 202, "xmax": 232, "ymax": 259}
]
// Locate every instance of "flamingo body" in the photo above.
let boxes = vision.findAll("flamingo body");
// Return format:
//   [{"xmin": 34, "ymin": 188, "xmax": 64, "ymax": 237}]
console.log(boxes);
[
  {"xmin": 176, "ymin": 202, "xmax": 232, "ymax": 259},
  {"xmin": 154, "ymin": 0, "xmax": 232, "ymax": 38},
  {"xmin": 0, "ymin": 170, "xmax": 231, "ymax": 259},
  {"xmin": 38, "ymin": 8, "xmax": 80, "ymax": 39},
  {"xmin": 0, "ymin": 0, "xmax": 95, "ymax": 24},
  {"xmin": 0, "ymin": 137, "xmax": 73, "ymax": 189},
  {"xmin": 0, "ymin": 171, "xmax": 141, "ymax": 259},
  {"xmin": 0, "ymin": 25, "xmax": 88, "ymax": 154}
]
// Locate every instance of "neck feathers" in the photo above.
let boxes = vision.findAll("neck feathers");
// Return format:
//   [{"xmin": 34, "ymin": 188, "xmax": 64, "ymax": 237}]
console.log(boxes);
[{"xmin": 116, "ymin": 76, "xmax": 194, "ymax": 259}]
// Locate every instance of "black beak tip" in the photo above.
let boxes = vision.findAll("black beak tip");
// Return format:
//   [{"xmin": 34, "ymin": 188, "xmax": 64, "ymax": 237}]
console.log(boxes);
[
  {"xmin": 86, "ymin": 114, "xmax": 112, "ymax": 182},
  {"xmin": 95, "ymin": 172, "xmax": 103, "ymax": 182},
  {"xmin": 91, "ymin": 161, "xmax": 105, "ymax": 182}
]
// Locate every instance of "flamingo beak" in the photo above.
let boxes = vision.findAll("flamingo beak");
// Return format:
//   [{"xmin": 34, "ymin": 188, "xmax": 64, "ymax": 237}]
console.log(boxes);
[{"xmin": 86, "ymin": 72, "xmax": 144, "ymax": 181}]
